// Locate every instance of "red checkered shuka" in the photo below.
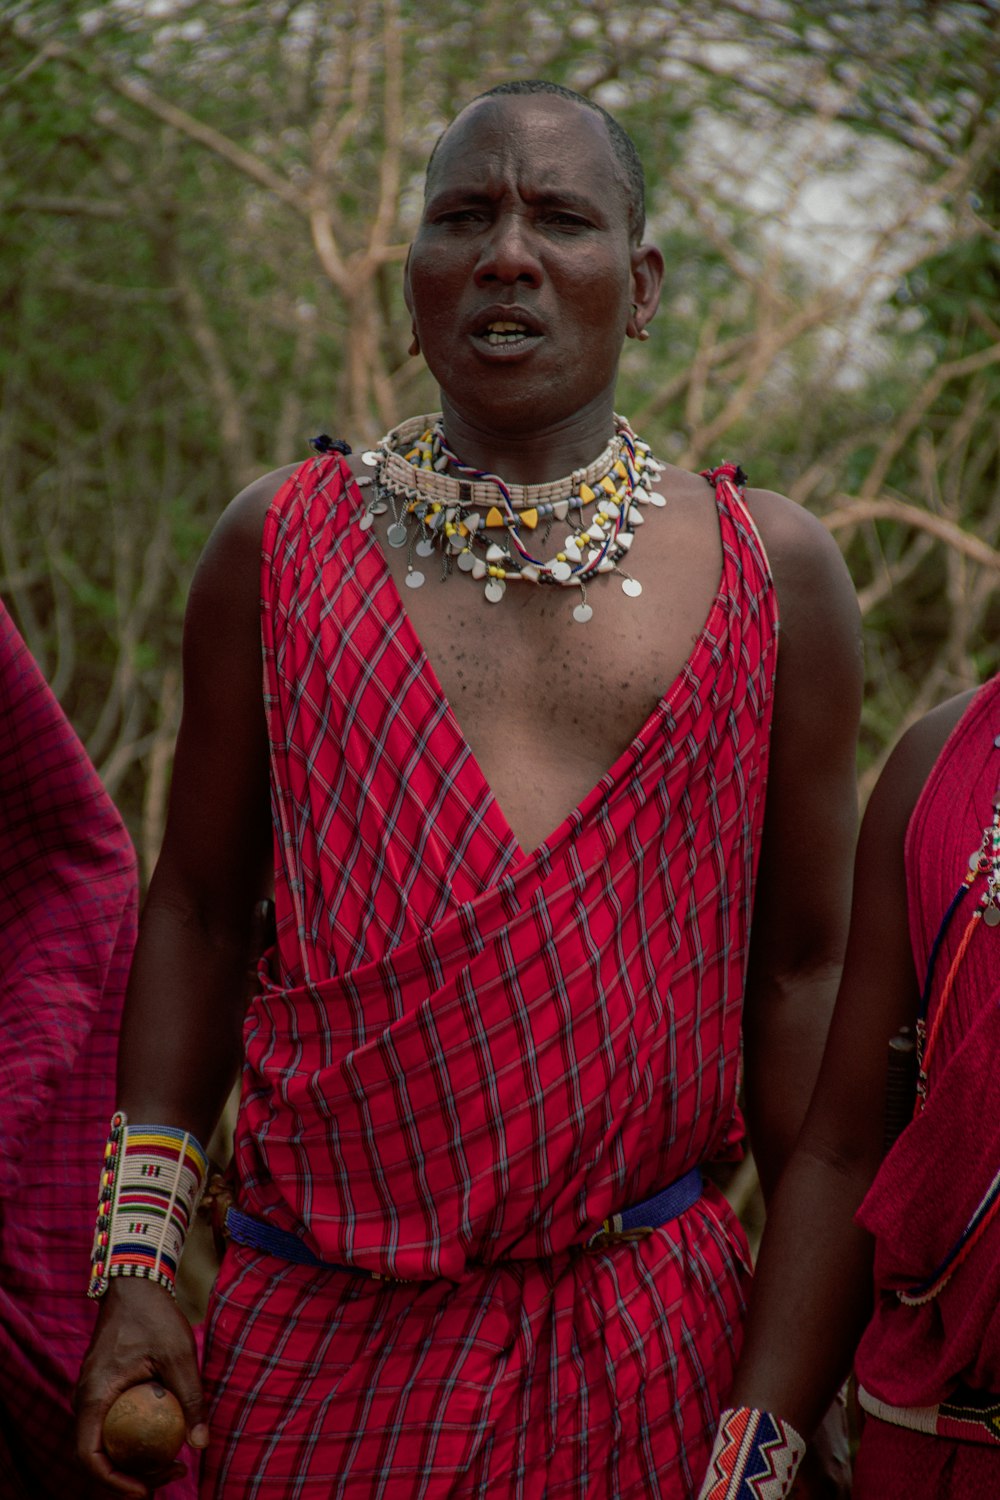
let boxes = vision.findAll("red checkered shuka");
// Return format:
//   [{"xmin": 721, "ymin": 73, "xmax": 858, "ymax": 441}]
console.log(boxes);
[
  {"xmin": 0, "ymin": 603, "xmax": 196, "ymax": 1498},
  {"xmin": 201, "ymin": 456, "xmax": 778, "ymax": 1497}
]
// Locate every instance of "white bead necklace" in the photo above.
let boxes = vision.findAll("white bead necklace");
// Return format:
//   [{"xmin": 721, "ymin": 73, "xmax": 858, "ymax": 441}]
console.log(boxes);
[{"xmin": 359, "ymin": 413, "xmax": 664, "ymax": 623}]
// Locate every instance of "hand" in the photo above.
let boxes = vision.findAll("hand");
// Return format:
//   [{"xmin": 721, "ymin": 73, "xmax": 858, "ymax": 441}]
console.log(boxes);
[
  {"xmin": 791, "ymin": 1392, "xmax": 852, "ymax": 1499},
  {"xmin": 75, "ymin": 1278, "xmax": 208, "ymax": 1498}
]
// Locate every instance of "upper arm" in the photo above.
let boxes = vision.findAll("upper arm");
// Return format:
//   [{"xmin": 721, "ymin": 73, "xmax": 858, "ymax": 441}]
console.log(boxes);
[
  {"xmin": 747, "ymin": 494, "xmax": 864, "ymax": 991},
  {"xmin": 738, "ymin": 495, "xmax": 863, "ymax": 1183},
  {"xmin": 148, "ymin": 467, "xmax": 295, "ymax": 929},
  {"xmin": 802, "ymin": 690, "xmax": 974, "ymax": 1167}
]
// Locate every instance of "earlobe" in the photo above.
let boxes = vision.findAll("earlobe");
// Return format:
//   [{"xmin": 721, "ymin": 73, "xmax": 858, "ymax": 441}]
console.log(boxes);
[
  {"xmin": 630, "ymin": 243, "xmax": 664, "ymax": 339},
  {"xmin": 627, "ymin": 302, "xmax": 652, "ymax": 344},
  {"xmin": 408, "ymin": 331, "xmax": 421, "ymax": 357}
]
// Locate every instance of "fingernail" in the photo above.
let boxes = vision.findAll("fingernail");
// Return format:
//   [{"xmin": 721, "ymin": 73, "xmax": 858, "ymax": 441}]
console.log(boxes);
[{"xmin": 191, "ymin": 1423, "xmax": 210, "ymax": 1448}]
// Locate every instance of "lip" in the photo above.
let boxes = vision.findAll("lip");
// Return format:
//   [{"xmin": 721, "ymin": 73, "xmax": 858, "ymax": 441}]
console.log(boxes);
[{"xmin": 467, "ymin": 305, "xmax": 545, "ymax": 360}]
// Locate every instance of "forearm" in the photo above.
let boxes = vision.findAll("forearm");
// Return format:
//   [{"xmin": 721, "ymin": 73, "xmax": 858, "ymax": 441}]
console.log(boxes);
[
  {"xmin": 743, "ymin": 959, "xmax": 843, "ymax": 1200},
  {"xmin": 729, "ymin": 1141, "xmax": 876, "ymax": 1436},
  {"xmin": 115, "ymin": 891, "xmax": 256, "ymax": 1145}
]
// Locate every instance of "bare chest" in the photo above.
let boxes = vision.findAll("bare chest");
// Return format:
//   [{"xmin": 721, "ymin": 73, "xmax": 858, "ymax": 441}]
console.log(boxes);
[{"xmin": 367, "ymin": 475, "xmax": 724, "ymax": 853}]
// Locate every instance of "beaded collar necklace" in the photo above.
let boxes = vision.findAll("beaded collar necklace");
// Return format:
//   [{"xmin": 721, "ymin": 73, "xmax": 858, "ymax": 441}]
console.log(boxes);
[{"xmin": 357, "ymin": 413, "xmax": 664, "ymax": 624}]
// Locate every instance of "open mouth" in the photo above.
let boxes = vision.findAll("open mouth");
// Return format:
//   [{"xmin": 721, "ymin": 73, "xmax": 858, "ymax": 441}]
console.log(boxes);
[{"xmin": 474, "ymin": 318, "xmax": 542, "ymax": 349}]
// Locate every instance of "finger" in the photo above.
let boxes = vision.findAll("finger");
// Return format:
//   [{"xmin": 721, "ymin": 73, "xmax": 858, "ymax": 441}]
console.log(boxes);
[
  {"xmin": 79, "ymin": 1440, "xmax": 155, "ymax": 1500},
  {"xmin": 154, "ymin": 1356, "xmax": 209, "ymax": 1450},
  {"xmin": 137, "ymin": 1459, "xmax": 187, "ymax": 1492}
]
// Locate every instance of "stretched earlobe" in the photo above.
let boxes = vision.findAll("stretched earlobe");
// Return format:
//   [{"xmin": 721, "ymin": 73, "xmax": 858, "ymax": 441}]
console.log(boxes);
[{"xmin": 408, "ymin": 332, "xmax": 421, "ymax": 357}]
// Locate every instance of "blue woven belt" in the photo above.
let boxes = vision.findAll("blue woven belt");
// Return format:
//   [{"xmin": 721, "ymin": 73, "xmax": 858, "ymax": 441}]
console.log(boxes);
[{"xmin": 225, "ymin": 1166, "xmax": 703, "ymax": 1274}]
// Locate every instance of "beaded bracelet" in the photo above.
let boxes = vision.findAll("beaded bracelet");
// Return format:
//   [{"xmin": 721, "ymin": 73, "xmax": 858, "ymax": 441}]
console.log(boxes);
[
  {"xmin": 88, "ymin": 1111, "xmax": 209, "ymax": 1299},
  {"xmin": 697, "ymin": 1406, "xmax": 806, "ymax": 1499}
]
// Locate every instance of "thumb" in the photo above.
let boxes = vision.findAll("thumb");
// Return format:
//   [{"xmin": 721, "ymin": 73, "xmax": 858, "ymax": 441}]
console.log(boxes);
[{"xmin": 160, "ymin": 1358, "xmax": 209, "ymax": 1449}]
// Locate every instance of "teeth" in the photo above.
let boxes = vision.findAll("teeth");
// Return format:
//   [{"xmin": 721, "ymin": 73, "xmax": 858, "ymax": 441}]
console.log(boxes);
[{"xmin": 482, "ymin": 319, "xmax": 535, "ymax": 346}]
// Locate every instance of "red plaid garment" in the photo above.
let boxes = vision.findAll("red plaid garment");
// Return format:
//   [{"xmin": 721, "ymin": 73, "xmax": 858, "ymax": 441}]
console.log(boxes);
[
  {"xmin": 857, "ymin": 672, "xmax": 1000, "ymax": 1413},
  {"xmin": 0, "ymin": 604, "xmax": 185, "ymax": 1496},
  {"xmin": 201, "ymin": 456, "xmax": 778, "ymax": 1497}
]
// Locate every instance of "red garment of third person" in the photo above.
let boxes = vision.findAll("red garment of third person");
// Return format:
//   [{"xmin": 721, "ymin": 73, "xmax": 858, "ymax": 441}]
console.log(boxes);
[
  {"xmin": 0, "ymin": 601, "xmax": 197, "ymax": 1498},
  {"xmin": 201, "ymin": 455, "xmax": 778, "ymax": 1496},
  {"xmin": 857, "ymin": 673, "xmax": 1000, "ymax": 1443}
]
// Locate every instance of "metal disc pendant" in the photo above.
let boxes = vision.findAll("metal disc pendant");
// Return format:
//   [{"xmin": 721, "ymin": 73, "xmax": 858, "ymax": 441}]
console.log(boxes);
[
  {"xmin": 985, "ymin": 903, "xmax": 1000, "ymax": 927},
  {"xmin": 573, "ymin": 602, "xmax": 593, "ymax": 624},
  {"xmin": 405, "ymin": 569, "xmax": 425, "ymax": 589},
  {"xmin": 457, "ymin": 551, "xmax": 476, "ymax": 572},
  {"xmin": 359, "ymin": 511, "xmax": 374, "ymax": 532},
  {"xmin": 622, "ymin": 577, "xmax": 643, "ymax": 598},
  {"xmin": 387, "ymin": 523, "xmax": 408, "ymax": 548},
  {"xmin": 549, "ymin": 561, "xmax": 572, "ymax": 583},
  {"xmin": 369, "ymin": 500, "xmax": 387, "ymax": 515},
  {"xmin": 485, "ymin": 579, "xmax": 506, "ymax": 603},
  {"xmin": 361, "ymin": 450, "xmax": 379, "ymax": 466},
  {"xmin": 415, "ymin": 538, "xmax": 435, "ymax": 557}
]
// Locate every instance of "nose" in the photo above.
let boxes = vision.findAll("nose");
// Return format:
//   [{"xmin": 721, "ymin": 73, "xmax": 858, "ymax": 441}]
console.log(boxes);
[{"xmin": 474, "ymin": 211, "xmax": 543, "ymax": 287}]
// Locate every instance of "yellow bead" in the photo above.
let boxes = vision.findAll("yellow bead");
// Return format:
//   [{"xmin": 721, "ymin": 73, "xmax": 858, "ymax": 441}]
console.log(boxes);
[
  {"xmin": 614, "ymin": 459, "xmax": 628, "ymax": 478},
  {"xmin": 556, "ymin": 552, "xmax": 567, "ymax": 563},
  {"xmin": 579, "ymin": 483, "xmax": 595, "ymax": 502},
  {"xmin": 519, "ymin": 508, "xmax": 538, "ymax": 529},
  {"xmin": 485, "ymin": 506, "xmax": 505, "ymax": 528},
  {"xmin": 458, "ymin": 522, "xmax": 469, "ymax": 537},
  {"xmin": 601, "ymin": 475, "xmax": 617, "ymax": 495}
]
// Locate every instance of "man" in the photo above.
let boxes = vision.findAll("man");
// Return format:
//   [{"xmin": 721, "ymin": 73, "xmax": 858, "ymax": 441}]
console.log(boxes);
[
  {"xmin": 0, "ymin": 601, "xmax": 194, "ymax": 1498},
  {"xmin": 697, "ymin": 674, "xmax": 1000, "ymax": 1499},
  {"xmin": 76, "ymin": 81, "xmax": 861, "ymax": 1497}
]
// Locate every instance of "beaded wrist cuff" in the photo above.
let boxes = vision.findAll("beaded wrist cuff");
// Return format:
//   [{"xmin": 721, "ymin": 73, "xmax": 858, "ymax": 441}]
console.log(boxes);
[
  {"xmin": 697, "ymin": 1406, "xmax": 806, "ymax": 1500},
  {"xmin": 87, "ymin": 1111, "xmax": 209, "ymax": 1299}
]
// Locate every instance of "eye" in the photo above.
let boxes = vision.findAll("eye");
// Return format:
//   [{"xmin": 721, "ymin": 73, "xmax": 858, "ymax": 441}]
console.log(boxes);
[
  {"xmin": 544, "ymin": 211, "xmax": 593, "ymax": 231},
  {"xmin": 434, "ymin": 208, "xmax": 485, "ymax": 226}
]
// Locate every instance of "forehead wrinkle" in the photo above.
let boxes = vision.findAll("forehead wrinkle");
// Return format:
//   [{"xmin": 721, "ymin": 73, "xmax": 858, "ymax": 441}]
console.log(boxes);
[{"xmin": 425, "ymin": 98, "xmax": 622, "ymax": 212}]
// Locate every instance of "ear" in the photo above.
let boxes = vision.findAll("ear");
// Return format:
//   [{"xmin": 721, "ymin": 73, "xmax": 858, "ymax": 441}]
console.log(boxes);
[
  {"xmin": 403, "ymin": 246, "xmax": 414, "ymax": 317},
  {"xmin": 629, "ymin": 243, "xmax": 664, "ymax": 340}
]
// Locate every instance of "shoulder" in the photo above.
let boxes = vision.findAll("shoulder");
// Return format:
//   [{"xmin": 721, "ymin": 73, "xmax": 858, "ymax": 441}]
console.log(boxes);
[
  {"xmin": 741, "ymin": 485, "xmax": 862, "ymax": 707},
  {"xmin": 744, "ymin": 485, "xmax": 857, "ymax": 621},
  {"xmin": 183, "ymin": 465, "xmax": 303, "ymax": 664},
  {"xmin": 208, "ymin": 463, "xmax": 302, "ymax": 556},
  {"xmin": 867, "ymin": 685, "xmax": 980, "ymax": 837},
  {"xmin": 188, "ymin": 464, "xmax": 301, "ymax": 601}
]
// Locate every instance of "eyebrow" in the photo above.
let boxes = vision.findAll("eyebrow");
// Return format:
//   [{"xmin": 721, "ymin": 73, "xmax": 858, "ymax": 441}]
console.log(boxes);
[{"xmin": 425, "ymin": 184, "xmax": 607, "ymax": 218}]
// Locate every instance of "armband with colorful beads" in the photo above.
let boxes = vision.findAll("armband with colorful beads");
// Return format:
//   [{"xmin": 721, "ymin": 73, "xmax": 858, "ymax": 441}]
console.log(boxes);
[
  {"xmin": 87, "ymin": 1111, "xmax": 208, "ymax": 1299},
  {"xmin": 697, "ymin": 1406, "xmax": 806, "ymax": 1499}
]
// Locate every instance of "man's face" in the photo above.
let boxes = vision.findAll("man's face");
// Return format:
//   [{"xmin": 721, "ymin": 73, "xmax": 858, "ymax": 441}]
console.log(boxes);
[{"xmin": 406, "ymin": 95, "xmax": 653, "ymax": 436}]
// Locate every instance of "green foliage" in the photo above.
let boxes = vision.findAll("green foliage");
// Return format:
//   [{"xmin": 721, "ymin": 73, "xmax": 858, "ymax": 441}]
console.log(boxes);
[{"xmin": 1, "ymin": 0, "xmax": 999, "ymax": 854}]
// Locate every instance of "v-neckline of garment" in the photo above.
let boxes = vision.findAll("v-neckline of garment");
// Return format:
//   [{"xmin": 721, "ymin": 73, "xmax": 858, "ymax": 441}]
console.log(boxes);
[{"xmin": 354, "ymin": 473, "xmax": 731, "ymax": 864}]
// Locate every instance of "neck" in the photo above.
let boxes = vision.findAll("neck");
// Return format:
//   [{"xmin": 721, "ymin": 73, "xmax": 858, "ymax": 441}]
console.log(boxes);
[{"xmin": 437, "ymin": 394, "xmax": 620, "ymax": 484}]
